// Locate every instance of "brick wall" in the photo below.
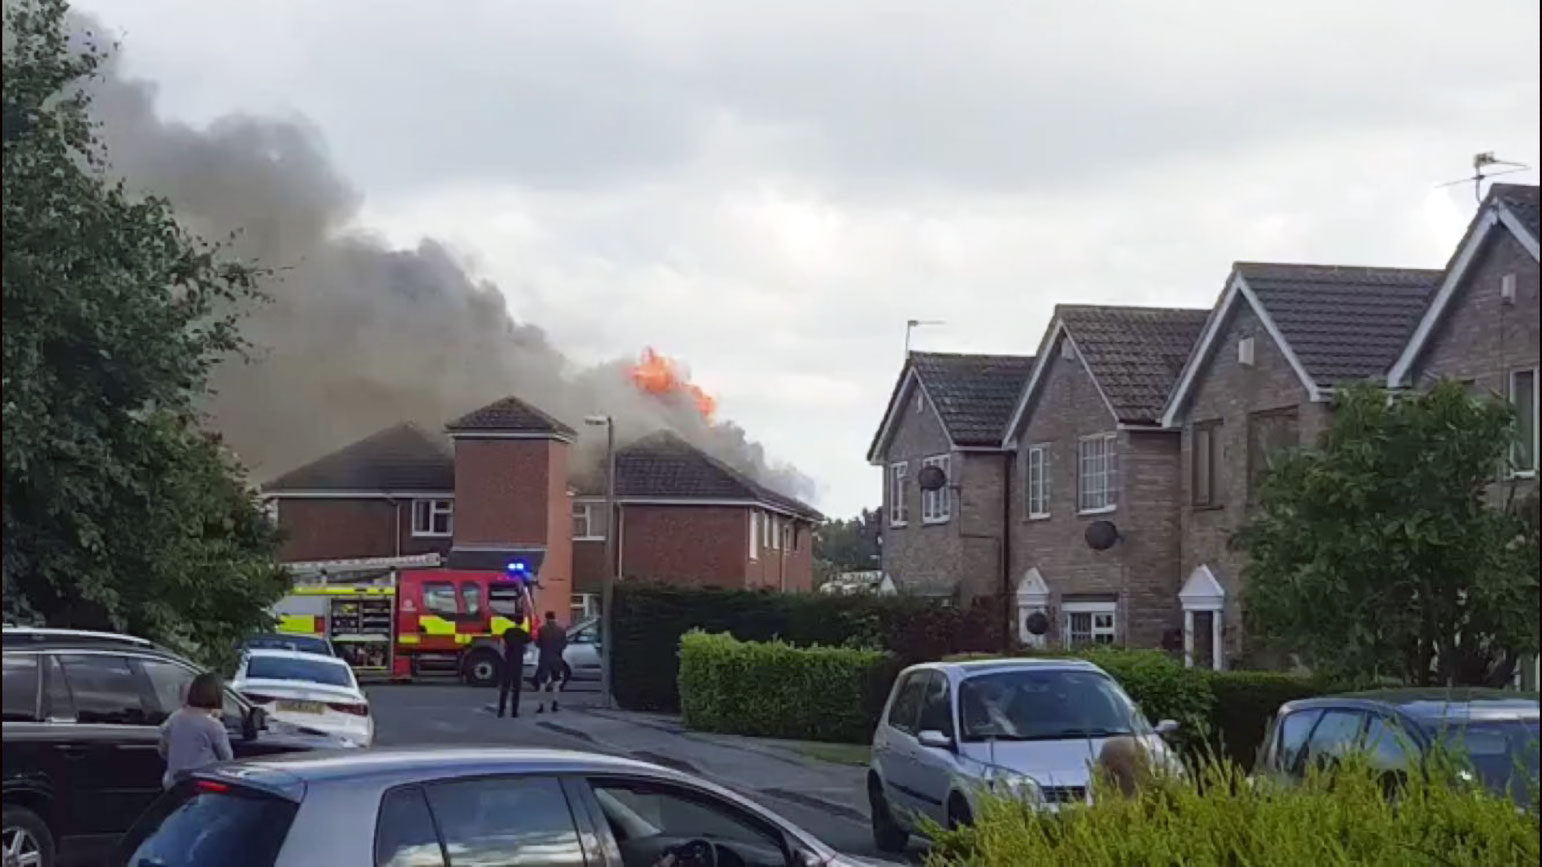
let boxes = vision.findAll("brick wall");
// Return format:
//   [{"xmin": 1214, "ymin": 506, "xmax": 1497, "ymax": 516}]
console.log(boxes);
[
  {"xmin": 451, "ymin": 438, "xmax": 554, "ymax": 547},
  {"xmin": 878, "ymin": 384, "xmax": 963, "ymax": 595},
  {"xmin": 958, "ymin": 452, "xmax": 1011, "ymax": 603},
  {"xmin": 1008, "ymin": 340, "xmax": 1184, "ymax": 649},
  {"xmin": 538, "ymin": 442, "xmax": 574, "ymax": 624},
  {"xmin": 274, "ymin": 497, "xmax": 451, "ymax": 563},
  {"xmin": 745, "ymin": 512, "xmax": 816, "ymax": 592},
  {"xmin": 619, "ymin": 504, "xmax": 751, "ymax": 587},
  {"xmin": 1176, "ymin": 300, "xmax": 1329, "ymax": 661}
]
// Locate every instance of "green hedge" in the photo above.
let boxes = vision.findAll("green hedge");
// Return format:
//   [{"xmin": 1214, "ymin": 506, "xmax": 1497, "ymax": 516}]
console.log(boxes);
[
  {"xmin": 1202, "ymin": 669, "xmax": 1326, "ymax": 768},
  {"xmin": 926, "ymin": 754, "xmax": 1539, "ymax": 866},
  {"xmin": 612, "ymin": 582, "xmax": 1001, "ymax": 712},
  {"xmin": 679, "ymin": 631, "xmax": 896, "ymax": 743}
]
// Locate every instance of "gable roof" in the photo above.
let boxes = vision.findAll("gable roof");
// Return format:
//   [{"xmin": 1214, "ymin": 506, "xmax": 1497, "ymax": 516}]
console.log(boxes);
[
  {"xmin": 1388, "ymin": 183, "xmax": 1541, "ymax": 386},
  {"xmin": 1162, "ymin": 262, "xmax": 1440, "ymax": 426},
  {"xmin": 596, "ymin": 432, "xmax": 822, "ymax": 521},
  {"xmin": 264, "ymin": 423, "xmax": 455, "ymax": 493},
  {"xmin": 866, "ymin": 352, "xmax": 1035, "ymax": 462},
  {"xmin": 1003, "ymin": 305, "xmax": 1208, "ymax": 440},
  {"xmin": 445, "ymin": 395, "xmax": 576, "ymax": 438}
]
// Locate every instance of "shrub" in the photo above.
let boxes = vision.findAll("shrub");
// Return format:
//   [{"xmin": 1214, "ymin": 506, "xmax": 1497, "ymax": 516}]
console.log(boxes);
[
  {"xmin": 926, "ymin": 753, "xmax": 1540, "ymax": 866},
  {"xmin": 678, "ymin": 631, "xmax": 896, "ymax": 743},
  {"xmin": 1202, "ymin": 669, "xmax": 1323, "ymax": 770},
  {"xmin": 612, "ymin": 582, "xmax": 999, "ymax": 712}
]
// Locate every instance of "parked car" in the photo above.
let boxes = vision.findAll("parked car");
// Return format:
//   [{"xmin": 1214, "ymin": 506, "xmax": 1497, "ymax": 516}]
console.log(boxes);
[
  {"xmin": 240, "ymin": 632, "xmax": 337, "ymax": 658},
  {"xmin": 867, "ymin": 658, "xmax": 1181, "ymax": 853},
  {"xmin": 115, "ymin": 746, "xmax": 892, "ymax": 867},
  {"xmin": 2, "ymin": 627, "xmax": 354, "ymax": 867},
  {"xmin": 233, "ymin": 649, "xmax": 374, "ymax": 747},
  {"xmin": 1255, "ymin": 688, "xmax": 1540, "ymax": 805},
  {"xmin": 519, "ymin": 617, "xmax": 602, "ymax": 684}
]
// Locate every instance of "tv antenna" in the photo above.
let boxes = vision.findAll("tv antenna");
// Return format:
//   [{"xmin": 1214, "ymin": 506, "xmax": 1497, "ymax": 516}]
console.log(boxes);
[
  {"xmin": 904, "ymin": 319, "xmax": 944, "ymax": 354},
  {"xmin": 1437, "ymin": 152, "xmax": 1530, "ymax": 203}
]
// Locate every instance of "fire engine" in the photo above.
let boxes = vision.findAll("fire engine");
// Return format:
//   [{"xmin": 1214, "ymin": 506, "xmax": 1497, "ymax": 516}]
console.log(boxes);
[{"xmin": 271, "ymin": 557, "xmax": 544, "ymax": 687}]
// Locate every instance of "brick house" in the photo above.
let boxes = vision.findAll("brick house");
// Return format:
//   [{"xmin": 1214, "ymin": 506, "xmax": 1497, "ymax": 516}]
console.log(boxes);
[
  {"xmin": 1000, "ymin": 306, "xmax": 1209, "ymax": 653},
  {"xmin": 572, "ymin": 433, "xmax": 823, "ymax": 594},
  {"xmin": 265, "ymin": 396, "xmax": 822, "ymax": 622},
  {"xmin": 1159, "ymin": 263, "xmax": 1441, "ymax": 667},
  {"xmin": 867, "ymin": 352, "xmax": 1035, "ymax": 599}
]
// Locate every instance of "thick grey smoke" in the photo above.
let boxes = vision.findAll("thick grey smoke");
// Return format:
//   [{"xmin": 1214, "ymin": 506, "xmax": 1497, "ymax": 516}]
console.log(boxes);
[{"xmin": 70, "ymin": 14, "xmax": 813, "ymax": 501}]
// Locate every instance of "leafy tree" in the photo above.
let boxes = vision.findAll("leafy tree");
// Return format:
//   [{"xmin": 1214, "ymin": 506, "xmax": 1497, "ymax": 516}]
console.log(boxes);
[
  {"xmin": 1236, "ymin": 381, "xmax": 1539, "ymax": 687},
  {"xmin": 2, "ymin": 0, "xmax": 288, "ymax": 662},
  {"xmin": 813, "ymin": 508, "xmax": 883, "ymax": 585}
]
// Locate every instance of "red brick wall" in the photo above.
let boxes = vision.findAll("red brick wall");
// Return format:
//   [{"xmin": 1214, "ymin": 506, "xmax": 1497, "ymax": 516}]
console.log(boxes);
[
  {"xmin": 618, "ymin": 505, "xmax": 751, "ymax": 587},
  {"xmin": 274, "ymin": 498, "xmax": 451, "ymax": 563},
  {"xmin": 537, "ymin": 443, "xmax": 573, "ymax": 624},
  {"xmin": 745, "ymin": 513, "xmax": 816, "ymax": 592},
  {"xmin": 451, "ymin": 438, "xmax": 553, "ymax": 546}
]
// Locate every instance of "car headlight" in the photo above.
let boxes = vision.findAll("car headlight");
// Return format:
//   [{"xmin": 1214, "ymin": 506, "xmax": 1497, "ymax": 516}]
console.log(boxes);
[{"xmin": 983, "ymin": 767, "xmax": 1043, "ymax": 803}]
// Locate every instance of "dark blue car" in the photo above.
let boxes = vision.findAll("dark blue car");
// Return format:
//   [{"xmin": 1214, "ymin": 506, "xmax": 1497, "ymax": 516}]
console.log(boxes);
[{"xmin": 1256, "ymin": 688, "xmax": 1540, "ymax": 805}]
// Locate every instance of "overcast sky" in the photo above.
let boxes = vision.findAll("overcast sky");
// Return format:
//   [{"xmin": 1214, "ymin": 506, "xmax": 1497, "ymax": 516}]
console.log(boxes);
[{"xmin": 77, "ymin": 0, "xmax": 1540, "ymax": 517}]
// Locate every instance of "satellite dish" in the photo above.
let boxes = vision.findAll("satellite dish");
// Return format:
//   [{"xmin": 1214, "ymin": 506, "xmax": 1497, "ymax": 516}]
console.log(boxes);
[
  {"xmin": 917, "ymin": 464, "xmax": 948, "ymax": 491},
  {"xmin": 1084, "ymin": 520, "xmax": 1120, "ymax": 550},
  {"xmin": 1024, "ymin": 610, "xmax": 1050, "ymax": 636}
]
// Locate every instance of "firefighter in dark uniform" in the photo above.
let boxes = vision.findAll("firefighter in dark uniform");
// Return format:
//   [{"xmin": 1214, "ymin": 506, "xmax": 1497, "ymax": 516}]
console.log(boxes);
[{"xmin": 497, "ymin": 608, "xmax": 532, "ymax": 718}]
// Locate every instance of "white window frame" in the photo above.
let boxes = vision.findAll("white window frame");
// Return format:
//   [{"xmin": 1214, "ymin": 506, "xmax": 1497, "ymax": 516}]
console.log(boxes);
[
  {"xmin": 769, "ymin": 515, "xmax": 781, "ymax": 550},
  {"xmin": 411, "ymin": 498, "xmax": 454, "ymax": 537},
  {"xmin": 921, "ymin": 455, "xmax": 951, "ymax": 524},
  {"xmin": 572, "ymin": 502, "xmax": 607, "ymax": 541},
  {"xmin": 1077, "ymin": 433, "xmax": 1118, "ymax": 514},
  {"xmin": 749, "ymin": 512, "xmax": 760, "ymax": 561},
  {"xmin": 1063, "ymin": 600, "xmax": 1118, "ymax": 646},
  {"xmin": 1026, "ymin": 445, "xmax": 1050, "ymax": 519},
  {"xmin": 1509, "ymin": 367, "xmax": 1539, "ymax": 478},
  {"xmin": 888, "ymin": 462, "xmax": 910, "ymax": 527}
]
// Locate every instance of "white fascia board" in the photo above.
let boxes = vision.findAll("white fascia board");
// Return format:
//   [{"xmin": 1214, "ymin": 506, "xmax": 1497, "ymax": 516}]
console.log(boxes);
[
  {"xmin": 1387, "ymin": 208, "xmax": 1501, "ymax": 387},
  {"xmin": 263, "ymin": 491, "xmax": 454, "ymax": 499}
]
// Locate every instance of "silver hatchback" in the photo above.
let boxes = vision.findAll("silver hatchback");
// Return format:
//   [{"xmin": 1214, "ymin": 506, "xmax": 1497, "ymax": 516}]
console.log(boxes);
[
  {"xmin": 867, "ymin": 658, "xmax": 1180, "ymax": 853},
  {"xmin": 116, "ymin": 746, "xmax": 882, "ymax": 866}
]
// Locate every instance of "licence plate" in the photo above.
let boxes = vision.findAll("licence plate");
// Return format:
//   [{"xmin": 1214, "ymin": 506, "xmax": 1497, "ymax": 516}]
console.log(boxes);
[{"xmin": 277, "ymin": 700, "xmax": 326, "ymax": 714}]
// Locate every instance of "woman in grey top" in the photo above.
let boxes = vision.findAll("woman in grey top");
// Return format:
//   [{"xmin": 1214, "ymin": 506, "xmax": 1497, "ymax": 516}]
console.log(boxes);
[{"xmin": 158, "ymin": 672, "xmax": 234, "ymax": 789}]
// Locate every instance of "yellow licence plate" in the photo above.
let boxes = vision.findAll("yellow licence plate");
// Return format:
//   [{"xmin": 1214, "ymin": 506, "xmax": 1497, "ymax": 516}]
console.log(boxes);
[{"xmin": 277, "ymin": 700, "xmax": 326, "ymax": 714}]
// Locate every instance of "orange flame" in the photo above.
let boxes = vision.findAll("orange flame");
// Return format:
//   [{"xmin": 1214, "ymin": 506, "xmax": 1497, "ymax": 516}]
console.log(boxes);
[{"xmin": 630, "ymin": 347, "xmax": 717, "ymax": 420}]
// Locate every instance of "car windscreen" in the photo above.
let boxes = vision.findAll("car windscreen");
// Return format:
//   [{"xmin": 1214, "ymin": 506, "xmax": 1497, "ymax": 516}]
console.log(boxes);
[
  {"xmin": 1433, "ymin": 718, "xmax": 1541, "ymax": 803},
  {"xmin": 246, "ymin": 635, "xmax": 331, "ymax": 655},
  {"xmin": 245, "ymin": 655, "xmax": 353, "ymax": 688},
  {"xmin": 957, "ymin": 669, "xmax": 1150, "ymax": 742},
  {"xmin": 117, "ymin": 780, "xmax": 298, "ymax": 867}
]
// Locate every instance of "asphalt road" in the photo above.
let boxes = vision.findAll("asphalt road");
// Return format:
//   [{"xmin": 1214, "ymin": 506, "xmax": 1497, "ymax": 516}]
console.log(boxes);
[{"xmin": 366, "ymin": 681, "xmax": 907, "ymax": 862}]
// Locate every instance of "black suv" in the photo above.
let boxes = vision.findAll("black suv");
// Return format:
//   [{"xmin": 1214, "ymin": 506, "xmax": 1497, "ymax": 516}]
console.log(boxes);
[{"xmin": 2, "ymin": 627, "xmax": 353, "ymax": 867}]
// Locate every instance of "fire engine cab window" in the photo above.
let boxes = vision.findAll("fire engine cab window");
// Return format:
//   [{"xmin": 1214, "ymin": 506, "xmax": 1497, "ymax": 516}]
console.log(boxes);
[
  {"xmin": 460, "ymin": 582, "xmax": 482, "ymax": 619},
  {"xmin": 423, "ymin": 582, "xmax": 458, "ymax": 617},
  {"xmin": 489, "ymin": 585, "xmax": 525, "ymax": 617}
]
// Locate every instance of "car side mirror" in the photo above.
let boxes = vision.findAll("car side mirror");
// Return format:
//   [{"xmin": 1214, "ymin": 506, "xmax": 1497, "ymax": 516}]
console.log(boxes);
[
  {"xmin": 242, "ymin": 706, "xmax": 266, "ymax": 741},
  {"xmin": 792, "ymin": 847, "xmax": 824, "ymax": 867},
  {"xmin": 917, "ymin": 729, "xmax": 955, "ymax": 751},
  {"xmin": 1155, "ymin": 719, "xmax": 1181, "ymax": 737}
]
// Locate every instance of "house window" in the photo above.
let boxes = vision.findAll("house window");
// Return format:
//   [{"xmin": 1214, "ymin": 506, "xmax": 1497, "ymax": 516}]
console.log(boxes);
[
  {"xmin": 1511, "ymin": 369, "xmax": 1538, "ymax": 477},
  {"xmin": 888, "ymin": 462, "xmax": 909, "ymax": 526},
  {"xmin": 572, "ymin": 502, "xmax": 608, "ymax": 541},
  {"xmin": 1026, "ymin": 445, "xmax": 1050, "ymax": 519},
  {"xmin": 783, "ymin": 523, "xmax": 795, "ymax": 550},
  {"xmin": 749, "ymin": 512, "xmax": 760, "ymax": 561},
  {"xmin": 1065, "ymin": 602, "xmax": 1117, "ymax": 646},
  {"xmin": 1077, "ymin": 434, "xmax": 1117, "ymax": 513},
  {"xmin": 1247, "ymin": 408, "xmax": 1299, "ymax": 500},
  {"xmin": 921, "ymin": 455, "xmax": 951, "ymax": 523},
  {"xmin": 1193, "ymin": 420, "xmax": 1222, "ymax": 508},
  {"xmin": 769, "ymin": 515, "xmax": 781, "ymax": 550},
  {"xmin": 411, "ymin": 499, "xmax": 453, "ymax": 537}
]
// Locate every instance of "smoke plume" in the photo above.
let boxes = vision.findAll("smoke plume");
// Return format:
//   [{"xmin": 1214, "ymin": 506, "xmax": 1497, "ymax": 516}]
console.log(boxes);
[{"xmin": 69, "ymin": 13, "xmax": 814, "ymax": 501}]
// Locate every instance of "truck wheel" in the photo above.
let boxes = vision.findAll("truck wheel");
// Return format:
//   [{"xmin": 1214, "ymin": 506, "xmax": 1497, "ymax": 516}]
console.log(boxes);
[
  {"xmin": 463, "ymin": 649, "xmax": 502, "ymax": 688},
  {"xmin": 3, "ymin": 804, "xmax": 55, "ymax": 867}
]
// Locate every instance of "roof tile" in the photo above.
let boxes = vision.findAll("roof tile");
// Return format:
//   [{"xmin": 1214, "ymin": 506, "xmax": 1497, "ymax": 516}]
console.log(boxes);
[
  {"xmin": 264, "ymin": 423, "xmax": 454, "ymax": 492},
  {"xmin": 609, "ymin": 433, "xmax": 822, "ymax": 520},
  {"xmin": 1491, "ymin": 183, "xmax": 1539, "ymax": 241},
  {"xmin": 1058, "ymin": 306, "xmax": 1210, "ymax": 424},
  {"xmin": 446, "ymin": 395, "xmax": 575, "ymax": 436},
  {"xmin": 909, "ymin": 352, "xmax": 1035, "ymax": 445}
]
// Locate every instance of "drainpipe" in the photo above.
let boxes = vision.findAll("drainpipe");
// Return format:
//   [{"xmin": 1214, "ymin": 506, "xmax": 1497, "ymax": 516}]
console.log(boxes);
[
  {"xmin": 389, "ymin": 498, "xmax": 402, "ymax": 559},
  {"xmin": 1000, "ymin": 450, "xmax": 1015, "ymax": 654}
]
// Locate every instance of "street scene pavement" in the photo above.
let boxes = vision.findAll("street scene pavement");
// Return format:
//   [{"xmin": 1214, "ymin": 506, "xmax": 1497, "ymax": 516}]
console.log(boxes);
[{"xmin": 367, "ymin": 681, "xmax": 919, "ymax": 863}]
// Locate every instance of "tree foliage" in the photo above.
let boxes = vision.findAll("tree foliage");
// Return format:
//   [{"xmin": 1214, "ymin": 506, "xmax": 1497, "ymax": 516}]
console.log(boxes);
[
  {"xmin": 812, "ymin": 507, "xmax": 883, "ymax": 585},
  {"xmin": 2, "ymin": 0, "xmax": 288, "ymax": 661},
  {"xmin": 1236, "ymin": 381, "xmax": 1540, "ymax": 687}
]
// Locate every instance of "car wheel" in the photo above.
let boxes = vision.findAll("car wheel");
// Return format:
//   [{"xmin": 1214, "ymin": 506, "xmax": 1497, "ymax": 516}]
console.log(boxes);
[
  {"xmin": 946, "ymin": 793, "xmax": 973, "ymax": 831},
  {"xmin": 463, "ymin": 649, "xmax": 502, "ymax": 688},
  {"xmin": 867, "ymin": 776, "xmax": 908, "ymax": 854},
  {"xmin": 3, "ymin": 804, "xmax": 55, "ymax": 867}
]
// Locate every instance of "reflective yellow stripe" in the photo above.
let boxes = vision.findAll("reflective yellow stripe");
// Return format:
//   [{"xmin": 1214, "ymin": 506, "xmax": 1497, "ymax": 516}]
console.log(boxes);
[
  {"xmin": 278, "ymin": 615, "xmax": 317, "ymax": 634},
  {"xmin": 291, "ymin": 586, "xmax": 395, "ymax": 596},
  {"xmin": 454, "ymin": 633, "xmax": 474, "ymax": 645},
  {"xmin": 398, "ymin": 634, "xmax": 421, "ymax": 645},
  {"xmin": 490, "ymin": 616, "xmax": 516, "ymax": 635},
  {"xmin": 419, "ymin": 615, "xmax": 456, "ymax": 636}
]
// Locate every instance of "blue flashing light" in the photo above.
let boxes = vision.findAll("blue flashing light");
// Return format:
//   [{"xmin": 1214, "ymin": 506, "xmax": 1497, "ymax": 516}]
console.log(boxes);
[{"xmin": 505, "ymin": 560, "xmax": 529, "ymax": 574}]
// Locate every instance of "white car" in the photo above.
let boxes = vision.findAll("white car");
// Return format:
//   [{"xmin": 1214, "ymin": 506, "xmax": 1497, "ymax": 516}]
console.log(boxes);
[
  {"xmin": 233, "ymin": 648, "xmax": 375, "ymax": 746},
  {"xmin": 867, "ymin": 658, "xmax": 1181, "ymax": 853},
  {"xmin": 522, "ymin": 617, "xmax": 602, "ymax": 683}
]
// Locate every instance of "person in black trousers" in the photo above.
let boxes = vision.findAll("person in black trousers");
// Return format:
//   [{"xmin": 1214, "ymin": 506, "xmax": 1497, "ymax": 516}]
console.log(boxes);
[
  {"xmin": 497, "ymin": 622, "xmax": 532, "ymax": 718},
  {"xmin": 532, "ymin": 611, "xmax": 568, "ymax": 714}
]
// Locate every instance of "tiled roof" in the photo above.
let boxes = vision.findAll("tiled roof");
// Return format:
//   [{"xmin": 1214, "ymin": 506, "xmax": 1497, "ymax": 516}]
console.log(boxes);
[
  {"xmin": 608, "ymin": 433, "xmax": 823, "ymax": 520},
  {"xmin": 1236, "ymin": 262, "xmax": 1441, "ymax": 387},
  {"xmin": 910, "ymin": 352, "xmax": 1037, "ymax": 445},
  {"xmin": 445, "ymin": 395, "xmax": 575, "ymax": 436},
  {"xmin": 1491, "ymin": 183, "xmax": 1540, "ymax": 241},
  {"xmin": 1058, "ymin": 306, "xmax": 1210, "ymax": 425},
  {"xmin": 264, "ymin": 423, "xmax": 454, "ymax": 492}
]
